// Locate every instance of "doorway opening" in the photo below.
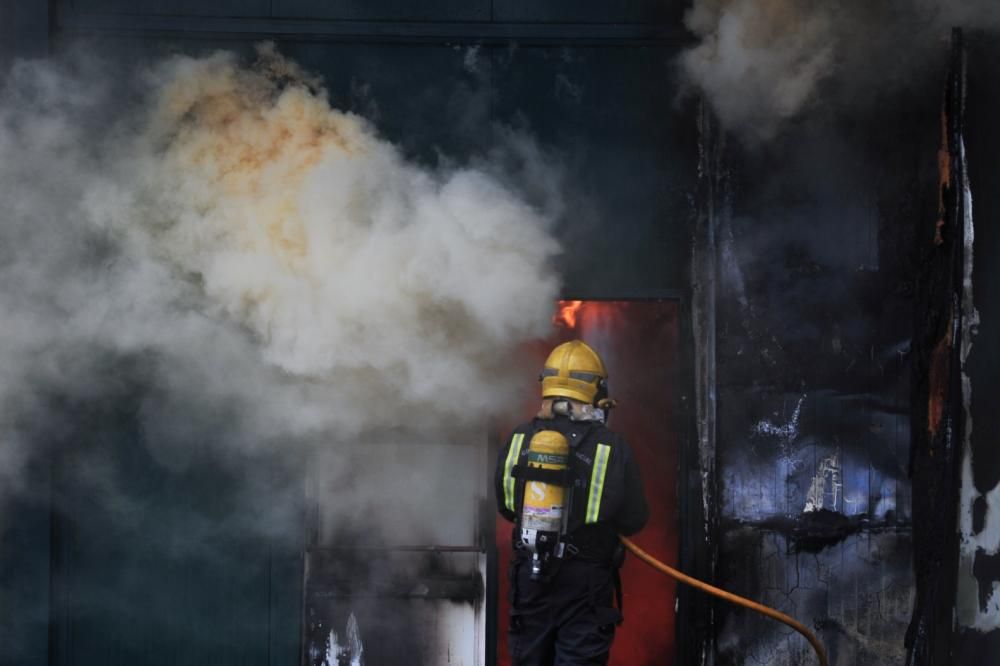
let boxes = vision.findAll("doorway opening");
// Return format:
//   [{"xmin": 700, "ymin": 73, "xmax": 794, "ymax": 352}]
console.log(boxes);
[{"xmin": 493, "ymin": 298, "xmax": 681, "ymax": 665}]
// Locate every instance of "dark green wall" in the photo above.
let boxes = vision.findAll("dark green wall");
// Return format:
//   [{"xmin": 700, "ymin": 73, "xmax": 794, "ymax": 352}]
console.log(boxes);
[{"xmin": 0, "ymin": 2, "xmax": 695, "ymax": 665}]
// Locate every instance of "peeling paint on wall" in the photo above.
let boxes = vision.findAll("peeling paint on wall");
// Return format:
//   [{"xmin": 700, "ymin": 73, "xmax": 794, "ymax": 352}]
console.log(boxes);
[
  {"xmin": 955, "ymin": 34, "xmax": 1000, "ymax": 659},
  {"xmin": 324, "ymin": 613, "xmax": 365, "ymax": 666},
  {"xmin": 722, "ymin": 389, "xmax": 910, "ymax": 524},
  {"xmin": 957, "ymin": 457, "xmax": 1000, "ymax": 630},
  {"xmin": 804, "ymin": 453, "xmax": 841, "ymax": 514},
  {"xmin": 954, "ymin": 132, "xmax": 1000, "ymax": 633}
]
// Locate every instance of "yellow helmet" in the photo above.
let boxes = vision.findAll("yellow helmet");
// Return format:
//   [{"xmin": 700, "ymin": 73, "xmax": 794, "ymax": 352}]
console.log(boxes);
[{"xmin": 539, "ymin": 340, "xmax": 607, "ymax": 405}]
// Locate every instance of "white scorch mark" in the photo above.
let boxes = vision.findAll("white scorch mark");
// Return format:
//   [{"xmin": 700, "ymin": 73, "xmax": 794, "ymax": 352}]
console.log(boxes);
[
  {"xmin": 752, "ymin": 394, "xmax": 805, "ymax": 442},
  {"xmin": 324, "ymin": 613, "xmax": 365, "ymax": 666},
  {"xmin": 804, "ymin": 453, "xmax": 841, "ymax": 513}
]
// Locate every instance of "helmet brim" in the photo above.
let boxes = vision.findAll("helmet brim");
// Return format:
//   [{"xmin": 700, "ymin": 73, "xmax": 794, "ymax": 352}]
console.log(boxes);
[{"xmin": 541, "ymin": 385, "xmax": 595, "ymax": 404}]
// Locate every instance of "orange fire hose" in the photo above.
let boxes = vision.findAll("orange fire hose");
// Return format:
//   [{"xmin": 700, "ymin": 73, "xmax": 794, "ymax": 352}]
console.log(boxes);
[{"xmin": 619, "ymin": 536, "xmax": 830, "ymax": 666}]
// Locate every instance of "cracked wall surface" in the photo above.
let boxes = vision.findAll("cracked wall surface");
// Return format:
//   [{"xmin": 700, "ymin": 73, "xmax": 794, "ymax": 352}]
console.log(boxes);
[{"xmin": 717, "ymin": 530, "xmax": 913, "ymax": 665}]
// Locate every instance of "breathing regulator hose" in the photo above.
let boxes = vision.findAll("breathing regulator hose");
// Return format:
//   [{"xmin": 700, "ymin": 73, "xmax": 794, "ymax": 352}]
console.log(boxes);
[{"xmin": 619, "ymin": 536, "xmax": 830, "ymax": 666}]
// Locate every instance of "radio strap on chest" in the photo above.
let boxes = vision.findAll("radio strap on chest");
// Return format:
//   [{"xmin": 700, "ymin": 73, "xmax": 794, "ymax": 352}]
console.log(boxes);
[{"xmin": 511, "ymin": 465, "xmax": 572, "ymax": 486}]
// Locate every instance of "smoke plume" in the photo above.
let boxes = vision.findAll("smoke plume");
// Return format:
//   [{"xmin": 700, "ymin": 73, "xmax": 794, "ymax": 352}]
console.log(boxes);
[
  {"xmin": 0, "ymin": 45, "xmax": 560, "ymax": 527},
  {"xmin": 681, "ymin": 0, "xmax": 1000, "ymax": 141}
]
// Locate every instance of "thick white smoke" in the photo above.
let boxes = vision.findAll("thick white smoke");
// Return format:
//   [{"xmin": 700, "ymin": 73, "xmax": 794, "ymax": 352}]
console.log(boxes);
[
  {"xmin": 681, "ymin": 0, "xmax": 1000, "ymax": 141},
  {"xmin": 0, "ymin": 46, "xmax": 560, "ymax": 523},
  {"xmin": 681, "ymin": 0, "xmax": 835, "ymax": 140}
]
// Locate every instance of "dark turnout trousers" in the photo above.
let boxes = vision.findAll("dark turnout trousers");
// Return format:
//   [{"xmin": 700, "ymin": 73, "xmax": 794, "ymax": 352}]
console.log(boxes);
[{"xmin": 509, "ymin": 557, "xmax": 622, "ymax": 666}]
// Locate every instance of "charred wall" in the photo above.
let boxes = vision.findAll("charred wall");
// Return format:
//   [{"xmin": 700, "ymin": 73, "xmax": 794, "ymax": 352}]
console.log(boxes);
[
  {"xmin": 707, "ymin": 53, "xmax": 939, "ymax": 666},
  {"xmin": 707, "ymin": 29, "xmax": 1000, "ymax": 665},
  {"xmin": 906, "ymin": 31, "xmax": 970, "ymax": 664}
]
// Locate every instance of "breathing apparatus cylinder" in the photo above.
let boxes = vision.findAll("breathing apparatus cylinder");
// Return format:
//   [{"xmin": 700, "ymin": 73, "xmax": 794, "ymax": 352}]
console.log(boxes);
[{"xmin": 519, "ymin": 430, "xmax": 571, "ymax": 580}]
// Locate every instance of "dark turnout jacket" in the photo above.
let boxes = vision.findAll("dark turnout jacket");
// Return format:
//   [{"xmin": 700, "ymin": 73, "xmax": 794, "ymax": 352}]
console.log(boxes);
[{"xmin": 495, "ymin": 415, "xmax": 649, "ymax": 561}]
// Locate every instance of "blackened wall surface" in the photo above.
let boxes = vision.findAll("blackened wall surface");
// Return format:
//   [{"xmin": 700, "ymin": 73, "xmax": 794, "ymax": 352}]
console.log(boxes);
[
  {"xmin": 906, "ymin": 33, "xmax": 970, "ymax": 664},
  {"xmin": 711, "ymin": 74, "xmax": 940, "ymax": 663}
]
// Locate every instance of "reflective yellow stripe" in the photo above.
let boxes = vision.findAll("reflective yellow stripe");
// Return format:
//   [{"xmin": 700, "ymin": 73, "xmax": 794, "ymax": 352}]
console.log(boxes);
[
  {"xmin": 503, "ymin": 433, "xmax": 525, "ymax": 512},
  {"xmin": 585, "ymin": 444, "xmax": 611, "ymax": 524}
]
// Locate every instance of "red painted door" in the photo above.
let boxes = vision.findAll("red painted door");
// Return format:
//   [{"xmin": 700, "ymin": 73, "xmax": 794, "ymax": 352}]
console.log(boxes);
[{"xmin": 495, "ymin": 299, "xmax": 679, "ymax": 665}]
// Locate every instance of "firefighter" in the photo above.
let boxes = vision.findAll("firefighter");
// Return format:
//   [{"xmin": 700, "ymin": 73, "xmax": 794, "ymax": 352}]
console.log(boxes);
[{"xmin": 495, "ymin": 339, "xmax": 648, "ymax": 666}]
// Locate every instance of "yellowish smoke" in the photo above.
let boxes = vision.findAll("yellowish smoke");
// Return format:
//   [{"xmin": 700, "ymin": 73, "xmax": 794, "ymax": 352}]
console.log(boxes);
[
  {"xmin": 0, "ymin": 45, "xmax": 561, "ymax": 474},
  {"xmin": 81, "ymin": 46, "xmax": 559, "ymax": 427}
]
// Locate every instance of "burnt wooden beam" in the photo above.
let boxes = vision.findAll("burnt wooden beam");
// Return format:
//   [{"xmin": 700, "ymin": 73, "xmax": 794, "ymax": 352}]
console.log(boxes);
[
  {"xmin": 677, "ymin": 98, "xmax": 727, "ymax": 666},
  {"xmin": 906, "ymin": 28, "xmax": 968, "ymax": 666}
]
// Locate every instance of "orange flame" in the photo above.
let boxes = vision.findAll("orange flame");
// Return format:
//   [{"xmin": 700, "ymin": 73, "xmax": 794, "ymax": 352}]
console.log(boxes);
[{"xmin": 553, "ymin": 300, "xmax": 584, "ymax": 328}]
